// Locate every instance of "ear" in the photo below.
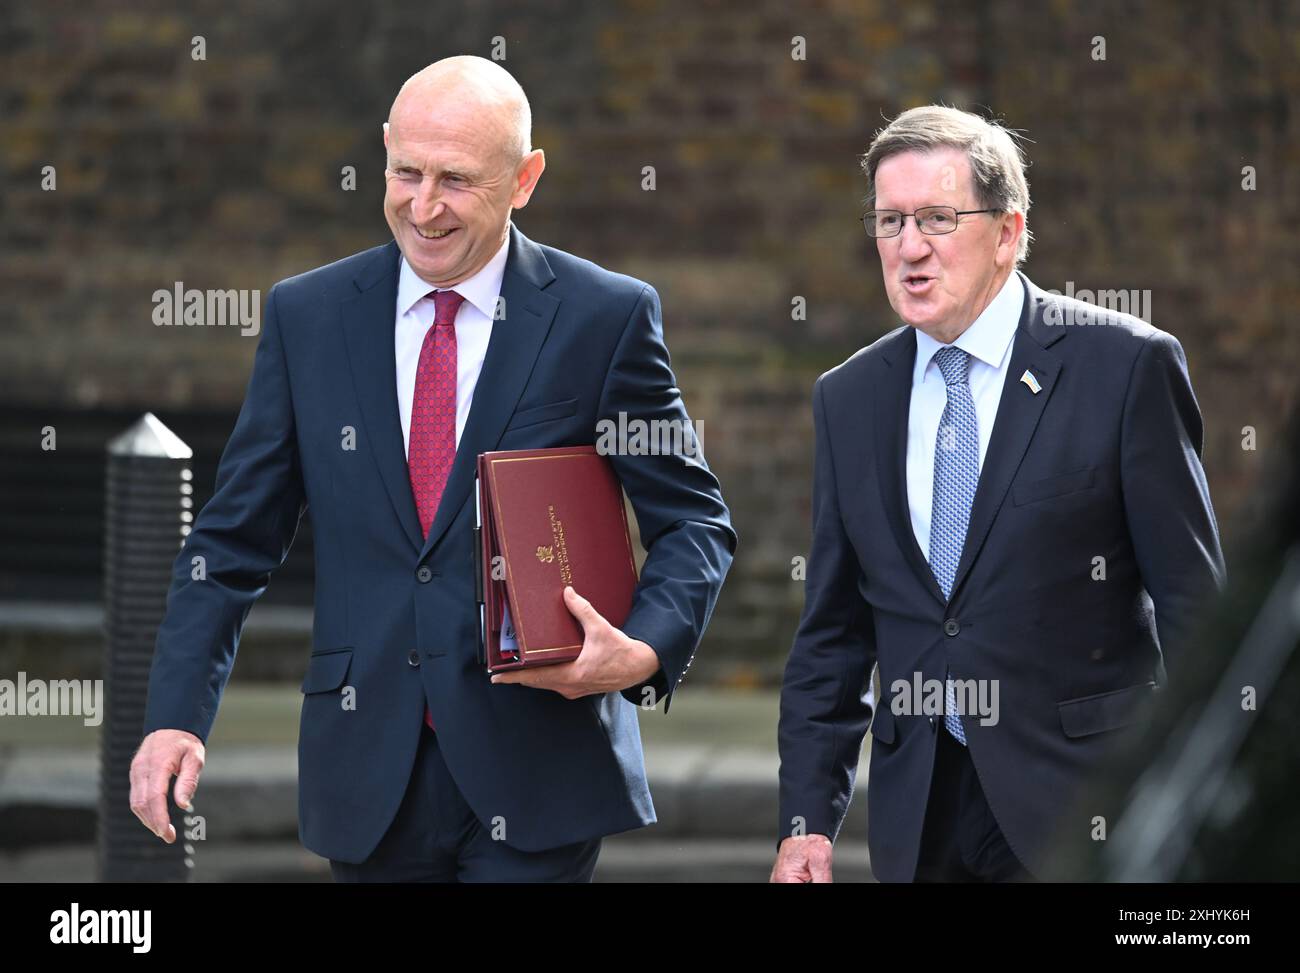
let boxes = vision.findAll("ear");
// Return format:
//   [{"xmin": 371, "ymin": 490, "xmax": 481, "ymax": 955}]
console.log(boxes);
[
  {"xmin": 510, "ymin": 149, "xmax": 546, "ymax": 210},
  {"xmin": 382, "ymin": 122, "xmax": 390, "ymax": 152},
  {"xmin": 997, "ymin": 211, "xmax": 1024, "ymax": 269}
]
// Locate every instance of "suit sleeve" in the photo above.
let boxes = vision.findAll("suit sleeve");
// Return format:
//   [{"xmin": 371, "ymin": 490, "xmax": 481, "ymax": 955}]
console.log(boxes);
[
  {"xmin": 142, "ymin": 284, "xmax": 307, "ymax": 743},
  {"xmin": 1119, "ymin": 329, "xmax": 1227, "ymax": 675},
  {"xmin": 776, "ymin": 374, "xmax": 877, "ymax": 846},
  {"xmin": 597, "ymin": 284, "xmax": 737, "ymax": 713}
]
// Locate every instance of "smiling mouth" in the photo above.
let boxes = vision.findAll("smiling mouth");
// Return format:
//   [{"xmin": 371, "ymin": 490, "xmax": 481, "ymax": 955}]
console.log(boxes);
[{"xmin": 414, "ymin": 225, "xmax": 457, "ymax": 240}]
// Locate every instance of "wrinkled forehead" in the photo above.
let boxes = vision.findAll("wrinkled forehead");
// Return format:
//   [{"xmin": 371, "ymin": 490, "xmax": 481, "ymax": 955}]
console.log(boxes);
[{"xmin": 874, "ymin": 147, "xmax": 974, "ymax": 208}]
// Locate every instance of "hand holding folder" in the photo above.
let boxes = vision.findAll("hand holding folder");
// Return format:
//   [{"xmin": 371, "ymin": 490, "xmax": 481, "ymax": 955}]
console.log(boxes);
[
  {"xmin": 476, "ymin": 446, "xmax": 647, "ymax": 677},
  {"xmin": 490, "ymin": 584, "xmax": 663, "ymax": 700}
]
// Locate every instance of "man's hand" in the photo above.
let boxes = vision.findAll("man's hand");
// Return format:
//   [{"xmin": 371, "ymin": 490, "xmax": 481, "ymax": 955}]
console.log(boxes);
[
  {"xmin": 489, "ymin": 585, "xmax": 660, "ymax": 699},
  {"xmin": 770, "ymin": 834, "xmax": 834, "ymax": 883},
  {"xmin": 129, "ymin": 729, "xmax": 205, "ymax": 843}
]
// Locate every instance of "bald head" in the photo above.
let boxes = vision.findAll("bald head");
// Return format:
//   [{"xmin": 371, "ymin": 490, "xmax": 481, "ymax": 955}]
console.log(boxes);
[
  {"xmin": 388, "ymin": 56, "xmax": 531, "ymax": 166},
  {"xmin": 381, "ymin": 56, "xmax": 546, "ymax": 287}
]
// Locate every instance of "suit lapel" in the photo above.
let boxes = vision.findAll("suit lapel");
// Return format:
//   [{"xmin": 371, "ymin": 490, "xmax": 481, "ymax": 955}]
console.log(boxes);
[
  {"xmin": 875, "ymin": 326, "xmax": 947, "ymax": 606},
  {"xmin": 341, "ymin": 242, "xmax": 426, "ymax": 554},
  {"xmin": 947, "ymin": 272, "xmax": 1065, "ymax": 602},
  {"xmin": 339, "ymin": 227, "xmax": 562, "ymax": 560},
  {"xmin": 418, "ymin": 224, "xmax": 560, "ymax": 560}
]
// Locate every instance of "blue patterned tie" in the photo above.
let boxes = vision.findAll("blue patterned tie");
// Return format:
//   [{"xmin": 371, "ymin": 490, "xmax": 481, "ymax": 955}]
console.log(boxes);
[{"xmin": 928, "ymin": 346, "xmax": 977, "ymax": 745}]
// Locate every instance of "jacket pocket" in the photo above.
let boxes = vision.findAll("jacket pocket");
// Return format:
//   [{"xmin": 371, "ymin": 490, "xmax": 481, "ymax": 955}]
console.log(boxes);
[
  {"xmin": 1012, "ymin": 466, "xmax": 1096, "ymax": 506},
  {"xmin": 300, "ymin": 647, "xmax": 353, "ymax": 694},
  {"xmin": 869, "ymin": 703, "xmax": 896, "ymax": 745},
  {"xmin": 1057, "ymin": 680, "xmax": 1157, "ymax": 738},
  {"xmin": 503, "ymin": 397, "xmax": 579, "ymax": 433}
]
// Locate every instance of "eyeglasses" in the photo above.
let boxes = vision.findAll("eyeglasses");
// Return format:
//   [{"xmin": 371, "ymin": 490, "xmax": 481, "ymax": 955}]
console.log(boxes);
[{"xmin": 862, "ymin": 205, "xmax": 1001, "ymax": 238}]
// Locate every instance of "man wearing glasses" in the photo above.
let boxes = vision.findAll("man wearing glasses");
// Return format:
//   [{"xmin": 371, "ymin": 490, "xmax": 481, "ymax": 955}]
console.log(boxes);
[{"xmin": 771, "ymin": 105, "xmax": 1224, "ymax": 882}]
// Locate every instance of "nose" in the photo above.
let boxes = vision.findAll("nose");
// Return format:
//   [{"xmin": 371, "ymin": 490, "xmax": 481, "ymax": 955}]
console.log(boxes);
[
  {"xmin": 409, "ymin": 177, "xmax": 447, "ymax": 225},
  {"xmin": 897, "ymin": 215, "xmax": 933, "ymax": 263}
]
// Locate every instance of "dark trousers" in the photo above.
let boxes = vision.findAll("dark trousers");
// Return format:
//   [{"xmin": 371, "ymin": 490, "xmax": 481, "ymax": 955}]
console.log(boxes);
[
  {"xmin": 913, "ymin": 725, "xmax": 1037, "ymax": 882},
  {"xmin": 329, "ymin": 721, "xmax": 602, "ymax": 882}
]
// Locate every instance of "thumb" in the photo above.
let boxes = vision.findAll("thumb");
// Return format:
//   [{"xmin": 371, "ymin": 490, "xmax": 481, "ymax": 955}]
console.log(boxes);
[
  {"xmin": 174, "ymin": 750, "xmax": 202, "ymax": 811},
  {"xmin": 563, "ymin": 586, "xmax": 605, "ymax": 635}
]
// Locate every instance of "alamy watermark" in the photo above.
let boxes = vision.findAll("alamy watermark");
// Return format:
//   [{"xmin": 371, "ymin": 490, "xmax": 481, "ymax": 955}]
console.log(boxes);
[
  {"xmin": 152, "ymin": 283, "xmax": 261, "ymax": 336},
  {"xmin": 889, "ymin": 672, "xmax": 1000, "ymax": 727},
  {"xmin": 1044, "ymin": 281, "xmax": 1152, "ymax": 326},
  {"xmin": 49, "ymin": 903, "xmax": 150, "ymax": 952},
  {"xmin": 595, "ymin": 411, "xmax": 704, "ymax": 467},
  {"xmin": 0, "ymin": 672, "xmax": 103, "ymax": 726}
]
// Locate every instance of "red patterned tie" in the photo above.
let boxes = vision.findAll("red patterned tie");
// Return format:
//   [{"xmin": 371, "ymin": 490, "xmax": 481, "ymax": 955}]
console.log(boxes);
[{"xmin": 409, "ymin": 289, "xmax": 465, "ymax": 731}]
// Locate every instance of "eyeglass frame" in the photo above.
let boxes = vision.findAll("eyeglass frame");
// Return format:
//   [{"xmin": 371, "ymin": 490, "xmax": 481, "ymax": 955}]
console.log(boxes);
[{"xmin": 861, "ymin": 205, "xmax": 1002, "ymax": 238}]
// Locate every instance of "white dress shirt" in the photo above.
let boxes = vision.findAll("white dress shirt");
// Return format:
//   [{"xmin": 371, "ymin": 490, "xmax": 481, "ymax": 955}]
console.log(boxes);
[
  {"xmin": 906, "ymin": 271, "xmax": 1025, "ymax": 556},
  {"xmin": 395, "ymin": 229, "xmax": 511, "ymax": 456}
]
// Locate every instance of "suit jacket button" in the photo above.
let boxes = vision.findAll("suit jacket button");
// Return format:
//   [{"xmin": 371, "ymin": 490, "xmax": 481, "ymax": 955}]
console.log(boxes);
[
  {"xmin": 416, "ymin": 565, "xmax": 433, "ymax": 583},
  {"xmin": 943, "ymin": 618, "xmax": 960, "ymax": 637},
  {"xmin": 408, "ymin": 650, "xmax": 420, "ymax": 667}
]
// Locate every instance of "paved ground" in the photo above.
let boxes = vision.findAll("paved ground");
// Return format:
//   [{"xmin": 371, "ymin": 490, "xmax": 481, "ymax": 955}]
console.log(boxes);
[{"xmin": 0, "ymin": 687, "xmax": 875, "ymax": 882}]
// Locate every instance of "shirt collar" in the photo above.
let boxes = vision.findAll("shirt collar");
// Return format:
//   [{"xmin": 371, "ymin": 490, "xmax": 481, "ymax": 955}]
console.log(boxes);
[
  {"xmin": 913, "ymin": 271, "xmax": 1025, "ymax": 385},
  {"xmin": 396, "ymin": 225, "xmax": 512, "ymax": 319}
]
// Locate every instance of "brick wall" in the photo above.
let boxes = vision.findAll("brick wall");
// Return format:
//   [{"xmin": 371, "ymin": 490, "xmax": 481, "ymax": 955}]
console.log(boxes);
[{"xmin": 2, "ymin": 0, "xmax": 1295, "ymax": 681}]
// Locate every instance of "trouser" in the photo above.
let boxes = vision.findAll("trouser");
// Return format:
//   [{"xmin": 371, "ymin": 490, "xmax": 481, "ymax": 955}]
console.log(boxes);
[
  {"xmin": 913, "ymin": 725, "xmax": 1036, "ymax": 882},
  {"xmin": 329, "ymin": 720, "xmax": 602, "ymax": 882}
]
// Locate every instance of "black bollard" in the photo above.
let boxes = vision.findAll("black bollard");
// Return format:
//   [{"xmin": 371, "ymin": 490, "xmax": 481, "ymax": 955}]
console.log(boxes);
[{"xmin": 98, "ymin": 413, "xmax": 194, "ymax": 882}]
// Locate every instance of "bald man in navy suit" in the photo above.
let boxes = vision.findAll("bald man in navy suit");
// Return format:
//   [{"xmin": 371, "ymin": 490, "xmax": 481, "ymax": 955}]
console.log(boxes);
[{"xmin": 131, "ymin": 56, "xmax": 735, "ymax": 882}]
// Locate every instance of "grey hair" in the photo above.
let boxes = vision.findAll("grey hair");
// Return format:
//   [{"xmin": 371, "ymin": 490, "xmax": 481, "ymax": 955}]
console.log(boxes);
[{"xmin": 860, "ymin": 105, "xmax": 1033, "ymax": 267}]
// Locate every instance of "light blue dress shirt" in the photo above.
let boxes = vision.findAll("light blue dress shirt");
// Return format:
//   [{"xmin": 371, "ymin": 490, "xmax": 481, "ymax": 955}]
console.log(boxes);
[{"xmin": 906, "ymin": 271, "xmax": 1026, "ymax": 556}]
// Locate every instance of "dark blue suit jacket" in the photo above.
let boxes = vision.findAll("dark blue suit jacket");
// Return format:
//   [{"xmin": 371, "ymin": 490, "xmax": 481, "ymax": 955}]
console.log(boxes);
[
  {"xmin": 777, "ymin": 271, "xmax": 1225, "ymax": 881},
  {"xmin": 143, "ymin": 225, "xmax": 736, "ymax": 862}
]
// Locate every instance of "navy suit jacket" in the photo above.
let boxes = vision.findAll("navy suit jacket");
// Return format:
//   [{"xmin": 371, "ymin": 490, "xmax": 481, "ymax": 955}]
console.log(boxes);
[
  {"xmin": 143, "ymin": 225, "xmax": 737, "ymax": 862},
  {"xmin": 777, "ymin": 271, "xmax": 1225, "ymax": 881}
]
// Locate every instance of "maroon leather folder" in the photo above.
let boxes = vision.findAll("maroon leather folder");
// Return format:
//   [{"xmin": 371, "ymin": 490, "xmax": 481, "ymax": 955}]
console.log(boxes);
[{"xmin": 476, "ymin": 446, "xmax": 638, "ymax": 673}]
